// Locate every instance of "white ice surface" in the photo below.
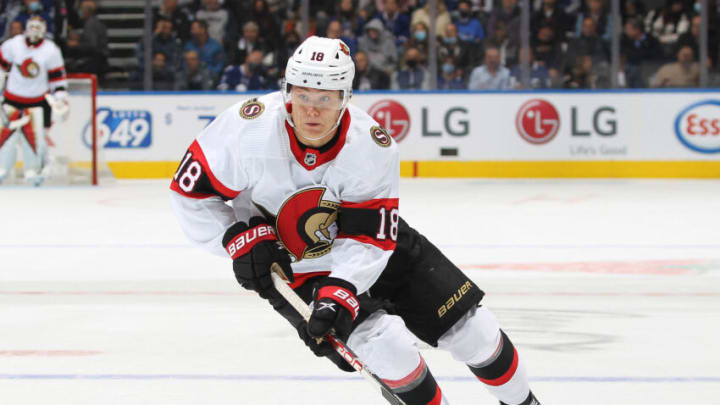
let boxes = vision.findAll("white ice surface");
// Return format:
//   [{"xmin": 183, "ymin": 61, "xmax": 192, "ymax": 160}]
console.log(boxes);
[{"xmin": 1, "ymin": 179, "xmax": 719, "ymax": 405}]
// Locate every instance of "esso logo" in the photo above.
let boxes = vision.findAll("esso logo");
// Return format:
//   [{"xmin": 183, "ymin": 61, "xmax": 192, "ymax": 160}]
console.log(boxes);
[
  {"xmin": 516, "ymin": 99, "xmax": 560, "ymax": 144},
  {"xmin": 675, "ymin": 100, "xmax": 720, "ymax": 153},
  {"xmin": 367, "ymin": 100, "xmax": 410, "ymax": 142}
]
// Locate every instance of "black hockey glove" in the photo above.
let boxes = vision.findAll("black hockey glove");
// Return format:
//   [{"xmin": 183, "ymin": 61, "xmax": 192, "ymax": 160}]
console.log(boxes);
[
  {"xmin": 307, "ymin": 278, "xmax": 359, "ymax": 341},
  {"xmin": 222, "ymin": 216, "xmax": 293, "ymax": 300},
  {"xmin": 296, "ymin": 320, "xmax": 355, "ymax": 373}
]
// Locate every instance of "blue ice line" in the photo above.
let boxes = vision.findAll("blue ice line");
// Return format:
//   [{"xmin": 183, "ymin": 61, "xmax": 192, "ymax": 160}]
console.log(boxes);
[{"xmin": 0, "ymin": 374, "xmax": 718, "ymax": 383}]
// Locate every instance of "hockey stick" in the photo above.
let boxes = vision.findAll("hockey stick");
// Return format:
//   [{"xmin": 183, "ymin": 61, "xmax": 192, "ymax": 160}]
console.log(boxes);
[{"xmin": 270, "ymin": 263, "xmax": 406, "ymax": 405}]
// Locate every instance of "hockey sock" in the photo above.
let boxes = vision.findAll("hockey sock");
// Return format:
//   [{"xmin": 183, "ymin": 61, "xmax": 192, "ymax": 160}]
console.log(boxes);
[
  {"xmin": 383, "ymin": 356, "xmax": 448, "ymax": 405},
  {"xmin": 468, "ymin": 330, "xmax": 533, "ymax": 405}
]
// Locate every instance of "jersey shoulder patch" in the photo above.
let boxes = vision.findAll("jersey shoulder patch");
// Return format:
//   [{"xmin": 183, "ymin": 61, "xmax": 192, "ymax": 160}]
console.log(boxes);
[
  {"xmin": 369, "ymin": 125, "xmax": 392, "ymax": 148},
  {"xmin": 239, "ymin": 97, "xmax": 265, "ymax": 120}
]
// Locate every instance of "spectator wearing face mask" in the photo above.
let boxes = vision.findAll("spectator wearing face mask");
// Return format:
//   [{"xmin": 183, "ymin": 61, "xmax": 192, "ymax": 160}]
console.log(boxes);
[
  {"xmin": 411, "ymin": 1, "xmax": 451, "ymax": 38},
  {"xmin": 438, "ymin": 23, "xmax": 479, "ymax": 78},
  {"xmin": 437, "ymin": 55, "xmax": 466, "ymax": 89},
  {"xmin": 13, "ymin": 0, "xmax": 54, "ymax": 39},
  {"xmin": 403, "ymin": 22, "xmax": 430, "ymax": 65},
  {"xmin": 358, "ymin": 18, "xmax": 398, "ymax": 75},
  {"xmin": 392, "ymin": 47, "xmax": 432, "ymax": 90},
  {"xmin": 454, "ymin": 0, "xmax": 485, "ymax": 43}
]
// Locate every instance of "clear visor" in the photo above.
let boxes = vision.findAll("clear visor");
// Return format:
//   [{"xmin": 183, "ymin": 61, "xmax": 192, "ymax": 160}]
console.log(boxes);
[{"xmin": 290, "ymin": 87, "xmax": 344, "ymax": 111}]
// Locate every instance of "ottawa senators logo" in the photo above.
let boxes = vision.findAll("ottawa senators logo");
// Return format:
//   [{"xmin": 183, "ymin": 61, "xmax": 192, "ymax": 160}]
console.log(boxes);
[
  {"xmin": 17, "ymin": 58, "xmax": 40, "ymax": 78},
  {"xmin": 275, "ymin": 187, "xmax": 340, "ymax": 262},
  {"xmin": 239, "ymin": 98, "xmax": 265, "ymax": 119},
  {"xmin": 370, "ymin": 125, "xmax": 392, "ymax": 147}
]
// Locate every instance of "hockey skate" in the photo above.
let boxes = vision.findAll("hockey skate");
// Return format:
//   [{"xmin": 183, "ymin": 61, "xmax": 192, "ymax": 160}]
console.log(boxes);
[{"xmin": 24, "ymin": 169, "xmax": 45, "ymax": 187}]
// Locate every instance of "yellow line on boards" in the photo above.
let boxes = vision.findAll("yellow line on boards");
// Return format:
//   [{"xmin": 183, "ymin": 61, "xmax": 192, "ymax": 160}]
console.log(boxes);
[{"xmin": 102, "ymin": 161, "xmax": 720, "ymax": 179}]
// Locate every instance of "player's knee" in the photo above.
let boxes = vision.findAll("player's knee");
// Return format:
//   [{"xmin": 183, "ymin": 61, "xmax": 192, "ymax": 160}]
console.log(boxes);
[
  {"xmin": 438, "ymin": 305, "xmax": 502, "ymax": 365},
  {"xmin": 348, "ymin": 311, "xmax": 420, "ymax": 380}
]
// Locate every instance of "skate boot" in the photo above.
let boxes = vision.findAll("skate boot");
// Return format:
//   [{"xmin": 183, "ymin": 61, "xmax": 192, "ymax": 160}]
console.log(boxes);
[{"xmin": 500, "ymin": 391, "xmax": 540, "ymax": 405}]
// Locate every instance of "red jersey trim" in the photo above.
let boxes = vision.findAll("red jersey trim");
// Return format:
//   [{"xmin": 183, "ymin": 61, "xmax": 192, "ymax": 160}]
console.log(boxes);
[
  {"xmin": 288, "ymin": 271, "xmax": 331, "ymax": 289},
  {"xmin": 48, "ymin": 66, "xmax": 64, "ymax": 73},
  {"xmin": 171, "ymin": 140, "xmax": 242, "ymax": 200},
  {"xmin": 284, "ymin": 105, "xmax": 350, "ymax": 171},
  {"xmin": 340, "ymin": 198, "xmax": 399, "ymax": 210},
  {"xmin": 336, "ymin": 233, "xmax": 397, "ymax": 251},
  {"xmin": 25, "ymin": 38, "xmax": 45, "ymax": 48},
  {"xmin": 49, "ymin": 76, "xmax": 67, "ymax": 83},
  {"xmin": 0, "ymin": 51, "xmax": 9, "ymax": 70},
  {"xmin": 169, "ymin": 183, "xmax": 215, "ymax": 200},
  {"xmin": 189, "ymin": 141, "xmax": 241, "ymax": 199},
  {"xmin": 337, "ymin": 198, "xmax": 399, "ymax": 251},
  {"xmin": 4, "ymin": 91, "xmax": 47, "ymax": 104}
]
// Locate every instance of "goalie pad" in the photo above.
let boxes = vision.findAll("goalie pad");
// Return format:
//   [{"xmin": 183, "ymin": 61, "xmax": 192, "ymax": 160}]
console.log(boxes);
[{"xmin": 0, "ymin": 105, "xmax": 46, "ymax": 182}]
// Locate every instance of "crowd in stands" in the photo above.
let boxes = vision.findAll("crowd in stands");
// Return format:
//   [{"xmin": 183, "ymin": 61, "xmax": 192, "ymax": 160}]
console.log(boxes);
[{"xmin": 1, "ymin": 0, "xmax": 719, "ymax": 90}]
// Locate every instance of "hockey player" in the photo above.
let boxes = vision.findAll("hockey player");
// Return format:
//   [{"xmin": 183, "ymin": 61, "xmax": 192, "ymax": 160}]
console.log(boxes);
[
  {"xmin": 0, "ymin": 16, "xmax": 69, "ymax": 185},
  {"xmin": 170, "ymin": 36, "xmax": 540, "ymax": 405}
]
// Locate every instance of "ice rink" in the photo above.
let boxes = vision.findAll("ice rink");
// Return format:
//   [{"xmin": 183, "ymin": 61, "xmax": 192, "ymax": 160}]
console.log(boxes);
[{"xmin": 1, "ymin": 178, "xmax": 719, "ymax": 405}]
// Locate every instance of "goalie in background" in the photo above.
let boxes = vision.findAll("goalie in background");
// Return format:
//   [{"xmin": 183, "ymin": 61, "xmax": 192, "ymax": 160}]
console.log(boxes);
[{"xmin": 0, "ymin": 16, "xmax": 69, "ymax": 186}]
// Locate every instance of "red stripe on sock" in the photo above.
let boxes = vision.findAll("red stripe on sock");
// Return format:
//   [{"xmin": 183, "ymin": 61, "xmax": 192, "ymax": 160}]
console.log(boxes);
[
  {"xmin": 427, "ymin": 384, "xmax": 443, "ymax": 405},
  {"xmin": 478, "ymin": 347, "xmax": 519, "ymax": 386},
  {"xmin": 382, "ymin": 356, "xmax": 426, "ymax": 389}
]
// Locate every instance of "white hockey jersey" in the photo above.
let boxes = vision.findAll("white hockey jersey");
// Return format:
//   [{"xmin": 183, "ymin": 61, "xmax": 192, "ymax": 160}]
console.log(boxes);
[
  {"xmin": 170, "ymin": 92, "xmax": 400, "ymax": 294},
  {"xmin": 0, "ymin": 35, "xmax": 67, "ymax": 104}
]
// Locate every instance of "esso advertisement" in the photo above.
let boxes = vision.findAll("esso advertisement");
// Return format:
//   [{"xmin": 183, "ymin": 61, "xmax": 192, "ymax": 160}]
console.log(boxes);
[
  {"xmin": 515, "ymin": 99, "xmax": 560, "ymax": 144},
  {"xmin": 675, "ymin": 100, "xmax": 720, "ymax": 153},
  {"xmin": 89, "ymin": 108, "xmax": 152, "ymax": 149},
  {"xmin": 367, "ymin": 99, "xmax": 411, "ymax": 142}
]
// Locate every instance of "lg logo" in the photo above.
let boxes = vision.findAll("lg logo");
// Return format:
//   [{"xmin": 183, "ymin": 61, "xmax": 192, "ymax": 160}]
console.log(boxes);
[
  {"xmin": 516, "ymin": 99, "xmax": 618, "ymax": 145},
  {"xmin": 367, "ymin": 100, "xmax": 410, "ymax": 142},
  {"xmin": 516, "ymin": 99, "xmax": 560, "ymax": 144}
]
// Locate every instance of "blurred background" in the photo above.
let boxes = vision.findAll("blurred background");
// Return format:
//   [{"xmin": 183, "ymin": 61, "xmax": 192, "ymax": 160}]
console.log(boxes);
[{"xmin": 2, "ymin": 0, "xmax": 718, "ymax": 91}]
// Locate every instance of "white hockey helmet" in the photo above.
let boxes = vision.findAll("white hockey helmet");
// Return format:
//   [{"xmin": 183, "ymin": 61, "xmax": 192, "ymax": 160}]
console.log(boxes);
[
  {"xmin": 25, "ymin": 16, "xmax": 47, "ymax": 43},
  {"xmin": 282, "ymin": 36, "xmax": 354, "ymax": 131}
]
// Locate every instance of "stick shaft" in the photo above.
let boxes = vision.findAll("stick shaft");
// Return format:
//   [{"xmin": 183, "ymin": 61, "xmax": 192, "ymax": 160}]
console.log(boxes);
[{"xmin": 269, "ymin": 264, "xmax": 405, "ymax": 405}]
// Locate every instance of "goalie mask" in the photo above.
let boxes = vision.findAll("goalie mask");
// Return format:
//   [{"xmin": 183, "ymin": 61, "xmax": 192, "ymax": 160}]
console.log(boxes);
[
  {"xmin": 25, "ymin": 16, "xmax": 47, "ymax": 44},
  {"xmin": 282, "ymin": 36, "xmax": 354, "ymax": 140}
]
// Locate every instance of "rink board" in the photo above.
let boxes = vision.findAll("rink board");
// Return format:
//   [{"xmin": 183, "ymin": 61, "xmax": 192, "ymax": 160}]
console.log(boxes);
[{"xmin": 89, "ymin": 90, "xmax": 720, "ymax": 178}]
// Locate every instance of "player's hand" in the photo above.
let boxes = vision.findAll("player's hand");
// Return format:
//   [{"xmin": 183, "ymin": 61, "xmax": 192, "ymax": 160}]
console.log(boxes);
[
  {"xmin": 307, "ymin": 278, "xmax": 359, "ymax": 341},
  {"xmin": 296, "ymin": 321, "xmax": 355, "ymax": 372},
  {"xmin": 222, "ymin": 216, "xmax": 292, "ymax": 300}
]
